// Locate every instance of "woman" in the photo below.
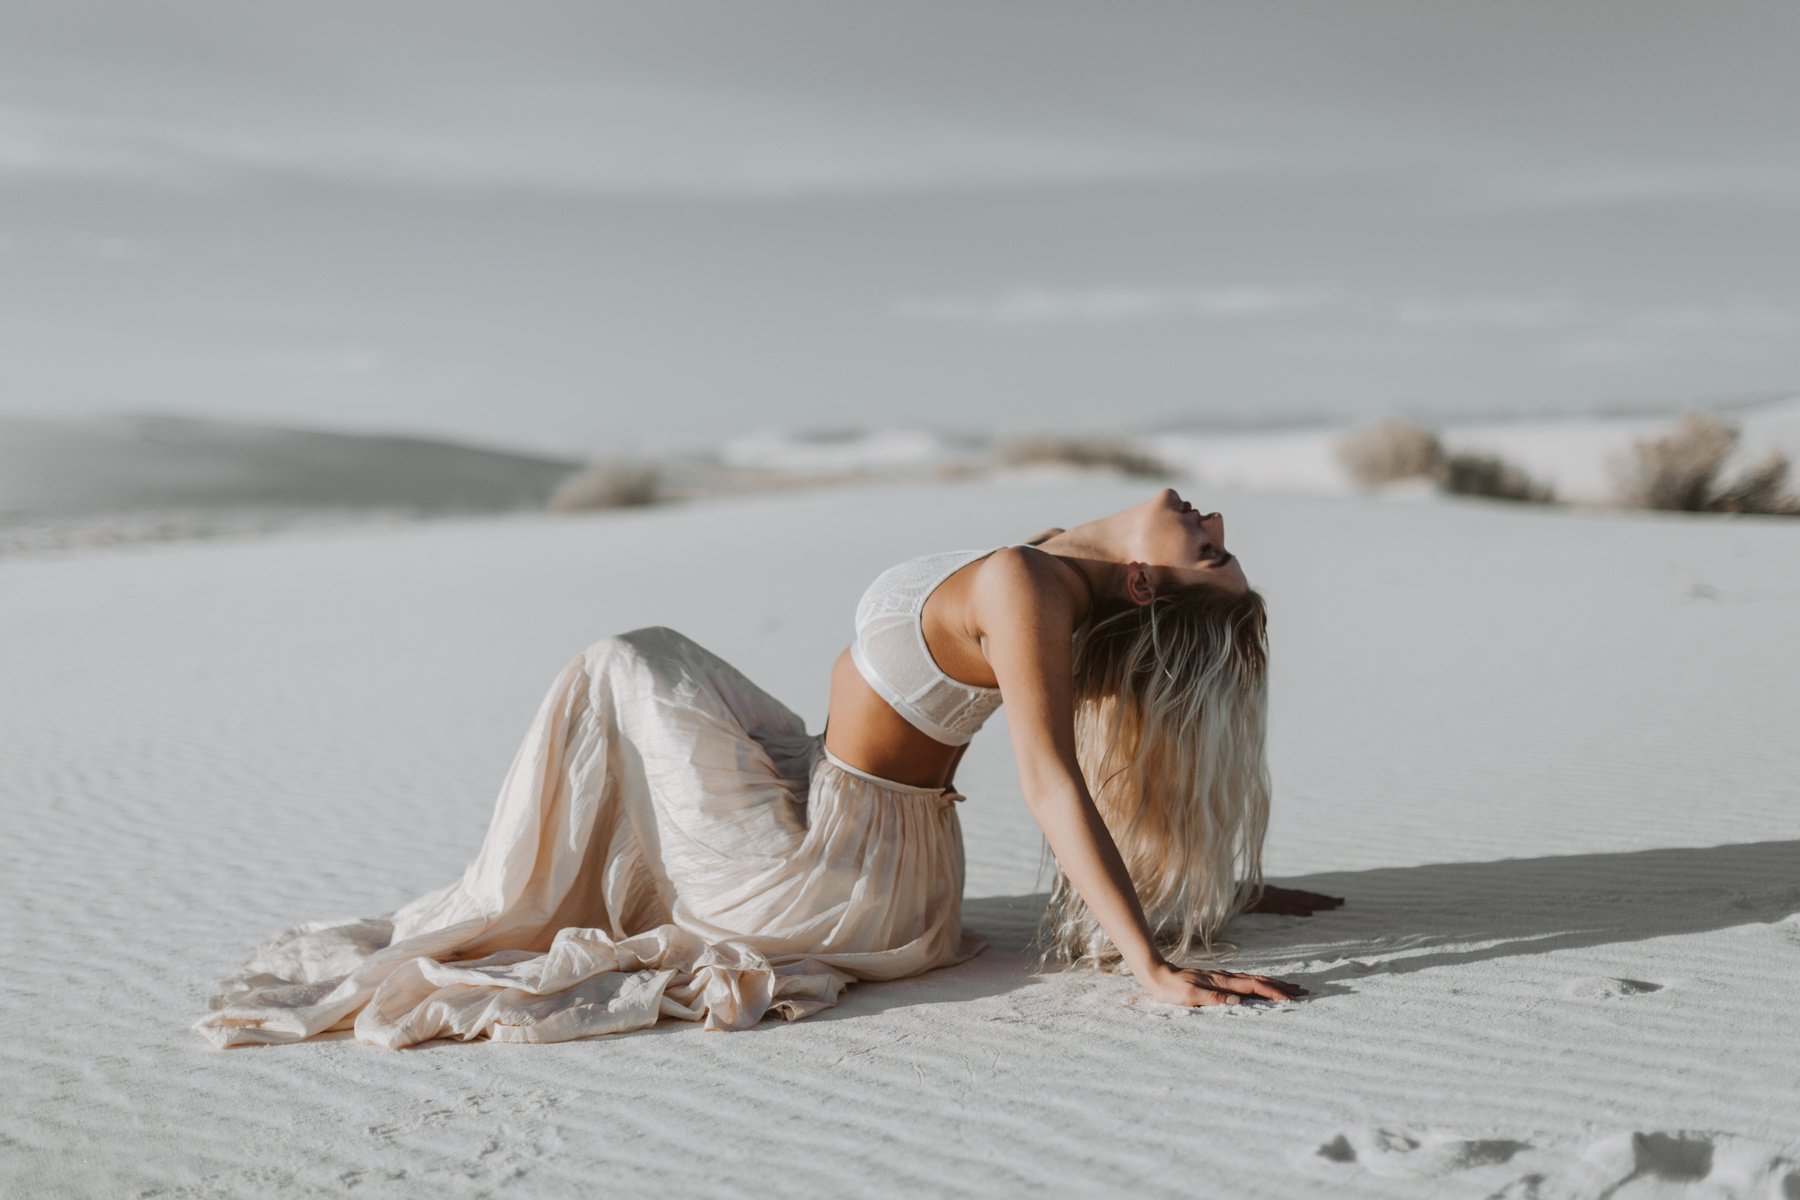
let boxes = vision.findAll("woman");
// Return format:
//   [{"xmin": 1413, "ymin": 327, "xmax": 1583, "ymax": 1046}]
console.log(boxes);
[{"xmin": 195, "ymin": 487, "xmax": 1337, "ymax": 1049}]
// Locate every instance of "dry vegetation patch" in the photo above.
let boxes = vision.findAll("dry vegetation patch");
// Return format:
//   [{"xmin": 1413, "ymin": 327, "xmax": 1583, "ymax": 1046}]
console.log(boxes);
[
  {"xmin": 992, "ymin": 434, "xmax": 1172, "ymax": 479},
  {"xmin": 1336, "ymin": 418, "xmax": 1554, "ymax": 503},
  {"xmin": 1335, "ymin": 419, "xmax": 1445, "ymax": 488},
  {"xmin": 1608, "ymin": 413, "xmax": 1800, "ymax": 515},
  {"xmin": 1433, "ymin": 452, "xmax": 1555, "ymax": 503},
  {"xmin": 548, "ymin": 459, "xmax": 663, "ymax": 512}
]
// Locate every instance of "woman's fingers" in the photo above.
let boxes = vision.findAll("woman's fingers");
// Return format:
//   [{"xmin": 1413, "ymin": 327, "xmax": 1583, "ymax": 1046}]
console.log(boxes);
[
  {"xmin": 1246, "ymin": 974, "xmax": 1301, "ymax": 1001},
  {"xmin": 1216, "ymin": 971, "xmax": 1303, "ymax": 1000},
  {"xmin": 1192, "ymin": 969, "xmax": 1309, "ymax": 1002},
  {"xmin": 1156, "ymin": 966, "xmax": 1312, "ymax": 1008}
]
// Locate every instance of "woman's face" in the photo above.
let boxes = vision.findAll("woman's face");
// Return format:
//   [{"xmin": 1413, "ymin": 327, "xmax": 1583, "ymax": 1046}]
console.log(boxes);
[{"xmin": 1137, "ymin": 487, "xmax": 1249, "ymax": 595}]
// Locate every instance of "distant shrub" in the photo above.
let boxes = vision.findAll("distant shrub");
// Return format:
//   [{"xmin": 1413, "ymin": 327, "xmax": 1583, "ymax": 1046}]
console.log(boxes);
[
  {"xmin": 1432, "ymin": 452, "xmax": 1555, "ymax": 503},
  {"xmin": 548, "ymin": 459, "xmax": 663, "ymax": 512},
  {"xmin": 1609, "ymin": 413, "xmax": 1800, "ymax": 515},
  {"xmin": 1336, "ymin": 419, "xmax": 1445, "ymax": 488},
  {"xmin": 993, "ymin": 434, "xmax": 1172, "ymax": 479},
  {"xmin": 1709, "ymin": 450, "xmax": 1798, "ymax": 515},
  {"xmin": 1609, "ymin": 413, "xmax": 1736, "ymax": 511},
  {"xmin": 930, "ymin": 461, "xmax": 987, "ymax": 482}
]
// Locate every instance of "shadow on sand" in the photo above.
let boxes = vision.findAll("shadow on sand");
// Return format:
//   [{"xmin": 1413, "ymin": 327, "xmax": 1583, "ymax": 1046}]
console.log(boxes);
[
  {"xmin": 828, "ymin": 838, "xmax": 1800, "ymax": 1016},
  {"xmin": 1251, "ymin": 837, "xmax": 1800, "ymax": 985},
  {"xmin": 409, "ymin": 839, "xmax": 1800, "ymax": 1038}
]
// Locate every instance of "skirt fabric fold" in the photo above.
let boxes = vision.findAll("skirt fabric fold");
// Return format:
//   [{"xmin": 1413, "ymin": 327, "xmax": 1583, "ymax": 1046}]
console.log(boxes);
[{"xmin": 194, "ymin": 625, "xmax": 986, "ymax": 1049}]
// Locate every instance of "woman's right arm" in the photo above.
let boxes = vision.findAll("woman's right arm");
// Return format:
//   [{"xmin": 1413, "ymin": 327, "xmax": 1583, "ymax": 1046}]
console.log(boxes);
[{"xmin": 973, "ymin": 550, "xmax": 1302, "ymax": 1008}]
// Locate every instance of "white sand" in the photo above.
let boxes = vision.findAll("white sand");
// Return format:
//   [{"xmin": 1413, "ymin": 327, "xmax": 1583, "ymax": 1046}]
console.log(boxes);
[{"xmin": 4, "ymin": 477, "xmax": 1799, "ymax": 1198}]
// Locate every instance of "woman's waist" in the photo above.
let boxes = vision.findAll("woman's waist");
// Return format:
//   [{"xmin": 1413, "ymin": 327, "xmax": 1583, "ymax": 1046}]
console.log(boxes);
[
  {"xmin": 816, "ymin": 739, "xmax": 963, "ymax": 800},
  {"xmin": 825, "ymin": 649, "xmax": 969, "ymax": 791}
]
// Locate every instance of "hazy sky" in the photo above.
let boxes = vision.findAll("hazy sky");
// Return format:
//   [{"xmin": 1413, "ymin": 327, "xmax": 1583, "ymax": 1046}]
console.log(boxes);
[{"xmin": 3, "ymin": 1, "xmax": 1797, "ymax": 455}]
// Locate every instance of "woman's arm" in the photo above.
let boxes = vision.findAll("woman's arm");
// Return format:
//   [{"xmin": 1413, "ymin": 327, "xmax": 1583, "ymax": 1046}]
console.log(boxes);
[{"xmin": 973, "ymin": 551, "xmax": 1302, "ymax": 1008}]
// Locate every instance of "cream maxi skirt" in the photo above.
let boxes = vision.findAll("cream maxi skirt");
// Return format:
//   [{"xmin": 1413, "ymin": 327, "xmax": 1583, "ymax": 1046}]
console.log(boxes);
[{"xmin": 194, "ymin": 626, "xmax": 987, "ymax": 1049}]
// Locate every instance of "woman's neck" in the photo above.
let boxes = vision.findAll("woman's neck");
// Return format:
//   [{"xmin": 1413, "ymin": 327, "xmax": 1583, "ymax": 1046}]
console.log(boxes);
[{"xmin": 1032, "ymin": 529, "xmax": 1124, "ymax": 624}]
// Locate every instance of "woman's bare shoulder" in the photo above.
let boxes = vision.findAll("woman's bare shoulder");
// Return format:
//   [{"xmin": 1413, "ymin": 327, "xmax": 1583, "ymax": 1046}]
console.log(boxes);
[
  {"xmin": 964, "ymin": 546, "xmax": 1082, "ymax": 699},
  {"xmin": 969, "ymin": 543, "xmax": 1082, "ymax": 628}
]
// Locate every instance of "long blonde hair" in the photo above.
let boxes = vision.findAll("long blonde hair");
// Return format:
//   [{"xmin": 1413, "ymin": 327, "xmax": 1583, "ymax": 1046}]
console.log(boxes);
[{"xmin": 1036, "ymin": 583, "xmax": 1272, "ymax": 972}]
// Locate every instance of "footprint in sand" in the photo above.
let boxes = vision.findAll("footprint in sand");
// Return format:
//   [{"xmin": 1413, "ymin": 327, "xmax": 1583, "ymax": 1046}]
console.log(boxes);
[
  {"xmin": 365, "ymin": 1106, "xmax": 456, "ymax": 1141},
  {"xmin": 1310, "ymin": 1128, "xmax": 1799, "ymax": 1197},
  {"xmin": 1563, "ymin": 976, "xmax": 1665, "ymax": 1001},
  {"xmin": 1310, "ymin": 1126, "xmax": 1533, "ymax": 1180},
  {"xmin": 1486, "ymin": 1131, "xmax": 1800, "ymax": 1199}
]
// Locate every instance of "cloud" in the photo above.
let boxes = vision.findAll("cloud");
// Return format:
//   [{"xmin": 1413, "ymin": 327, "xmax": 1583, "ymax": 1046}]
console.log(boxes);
[
  {"xmin": 1628, "ymin": 302, "xmax": 1800, "ymax": 336},
  {"xmin": 896, "ymin": 284, "xmax": 1573, "ymax": 330},
  {"xmin": 0, "ymin": 92, "xmax": 1240, "ymax": 198},
  {"xmin": 3, "ymin": 6, "xmax": 1791, "ymax": 206},
  {"xmin": 1451, "ymin": 164, "xmax": 1800, "ymax": 212},
  {"xmin": 262, "ymin": 348, "xmax": 386, "ymax": 375},
  {"xmin": 892, "ymin": 284, "xmax": 1344, "ymax": 326},
  {"xmin": 892, "ymin": 284, "xmax": 1800, "ymax": 368},
  {"xmin": 0, "ymin": 106, "xmax": 210, "ymax": 187},
  {"xmin": 1389, "ymin": 296, "xmax": 1582, "ymax": 331},
  {"xmin": 1552, "ymin": 302, "xmax": 1800, "ymax": 366}
]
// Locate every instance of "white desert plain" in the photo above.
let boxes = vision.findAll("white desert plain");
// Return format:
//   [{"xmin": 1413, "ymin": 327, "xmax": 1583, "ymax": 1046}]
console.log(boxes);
[{"xmin": 3, "ymin": 407, "xmax": 1800, "ymax": 1199}]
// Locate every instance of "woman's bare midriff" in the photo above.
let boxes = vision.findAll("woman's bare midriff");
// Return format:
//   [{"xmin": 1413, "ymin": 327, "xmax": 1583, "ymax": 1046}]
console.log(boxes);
[{"xmin": 823, "ymin": 648, "xmax": 967, "ymax": 789}]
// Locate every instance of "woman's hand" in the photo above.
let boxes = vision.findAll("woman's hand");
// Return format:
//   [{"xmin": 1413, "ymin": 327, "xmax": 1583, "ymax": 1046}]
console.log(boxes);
[
  {"xmin": 1140, "ymin": 960, "xmax": 1307, "ymax": 1007},
  {"xmin": 1246, "ymin": 885, "xmax": 1344, "ymax": 916}
]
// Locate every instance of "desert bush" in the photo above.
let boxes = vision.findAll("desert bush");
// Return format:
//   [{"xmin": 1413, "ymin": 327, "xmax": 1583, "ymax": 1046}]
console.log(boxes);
[
  {"xmin": 1608, "ymin": 413, "xmax": 1800, "ymax": 515},
  {"xmin": 993, "ymin": 434, "xmax": 1171, "ymax": 479},
  {"xmin": 1609, "ymin": 413, "xmax": 1737, "ymax": 511},
  {"xmin": 1707, "ymin": 449, "xmax": 1799, "ymax": 515},
  {"xmin": 548, "ymin": 458, "xmax": 662, "ymax": 512},
  {"xmin": 1336, "ymin": 418, "xmax": 1445, "ymax": 488},
  {"xmin": 1432, "ymin": 452, "xmax": 1555, "ymax": 503}
]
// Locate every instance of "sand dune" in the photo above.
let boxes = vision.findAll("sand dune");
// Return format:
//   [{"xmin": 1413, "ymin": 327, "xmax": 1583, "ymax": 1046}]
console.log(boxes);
[
  {"xmin": 0, "ymin": 413, "xmax": 583, "ymax": 519},
  {"xmin": 0, "ymin": 413, "xmax": 582, "ymax": 554},
  {"xmin": 3, "ymin": 476, "xmax": 1798, "ymax": 1198}
]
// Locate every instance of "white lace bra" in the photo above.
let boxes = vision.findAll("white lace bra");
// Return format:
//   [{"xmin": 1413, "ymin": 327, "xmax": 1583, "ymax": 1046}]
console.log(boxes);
[{"xmin": 850, "ymin": 545, "xmax": 1011, "ymax": 746}]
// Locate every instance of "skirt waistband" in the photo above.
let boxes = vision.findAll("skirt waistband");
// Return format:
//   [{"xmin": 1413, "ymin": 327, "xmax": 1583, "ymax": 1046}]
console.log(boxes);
[{"xmin": 818, "ymin": 741, "xmax": 965, "ymax": 803}]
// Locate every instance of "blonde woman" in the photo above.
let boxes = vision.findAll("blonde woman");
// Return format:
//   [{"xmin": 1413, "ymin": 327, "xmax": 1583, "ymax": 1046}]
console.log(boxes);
[{"xmin": 196, "ymin": 487, "xmax": 1337, "ymax": 1049}]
